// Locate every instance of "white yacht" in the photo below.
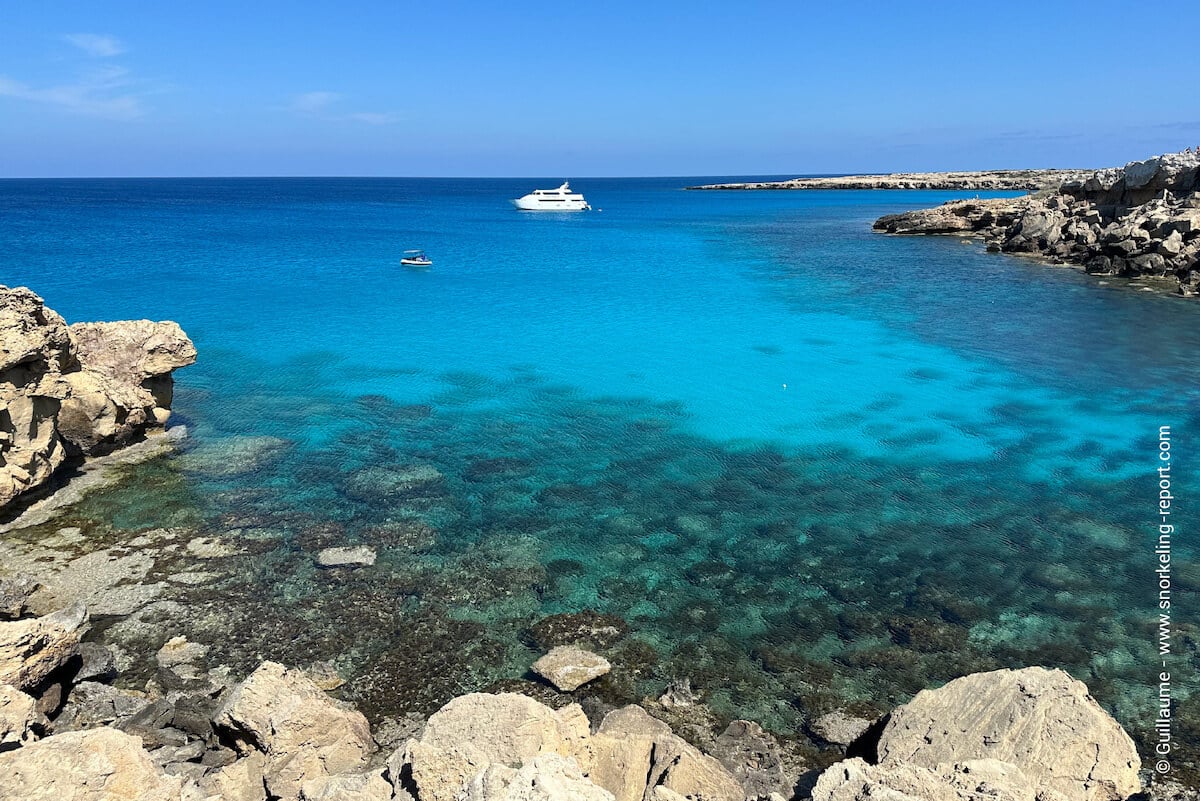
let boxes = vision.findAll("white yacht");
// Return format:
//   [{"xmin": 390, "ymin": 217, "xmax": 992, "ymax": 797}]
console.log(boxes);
[{"xmin": 513, "ymin": 181, "xmax": 591, "ymax": 212}]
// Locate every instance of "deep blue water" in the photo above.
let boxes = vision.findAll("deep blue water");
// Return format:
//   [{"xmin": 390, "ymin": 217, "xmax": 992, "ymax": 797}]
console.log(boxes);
[{"xmin": 3, "ymin": 178, "xmax": 1197, "ymax": 760}]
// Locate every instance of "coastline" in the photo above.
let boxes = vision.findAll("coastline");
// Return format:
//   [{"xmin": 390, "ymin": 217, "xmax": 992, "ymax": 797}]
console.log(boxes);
[
  {"xmin": 871, "ymin": 151, "xmax": 1199, "ymax": 296},
  {"xmin": 0, "ymin": 160, "xmax": 1195, "ymax": 796},
  {"xmin": 685, "ymin": 169, "xmax": 1086, "ymax": 191}
]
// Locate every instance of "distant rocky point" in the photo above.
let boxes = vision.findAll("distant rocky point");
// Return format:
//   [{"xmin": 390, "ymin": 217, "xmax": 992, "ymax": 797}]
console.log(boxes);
[
  {"xmin": 873, "ymin": 150, "xmax": 1200, "ymax": 294},
  {"xmin": 687, "ymin": 169, "xmax": 1086, "ymax": 191},
  {"xmin": 0, "ymin": 286, "xmax": 196, "ymax": 513}
]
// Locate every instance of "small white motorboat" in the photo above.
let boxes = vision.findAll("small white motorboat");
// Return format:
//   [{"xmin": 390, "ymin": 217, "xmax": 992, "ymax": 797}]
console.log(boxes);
[
  {"xmin": 513, "ymin": 181, "xmax": 591, "ymax": 211},
  {"xmin": 400, "ymin": 249, "xmax": 432, "ymax": 267}
]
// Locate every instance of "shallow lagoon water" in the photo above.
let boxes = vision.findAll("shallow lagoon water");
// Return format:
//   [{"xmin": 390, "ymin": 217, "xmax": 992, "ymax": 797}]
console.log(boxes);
[{"xmin": 3, "ymin": 178, "xmax": 1198, "ymax": 767}]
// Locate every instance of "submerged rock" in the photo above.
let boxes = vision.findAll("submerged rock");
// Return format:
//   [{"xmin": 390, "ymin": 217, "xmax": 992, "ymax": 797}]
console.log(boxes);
[
  {"xmin": 315, "ymin": 545, "xmax": 378, "ymax": 569},
  {"xmin": 808, "ymin": 711, "xmax": 874, "ymax": 747},
  {"xmin": 875, "ymin": 667, "xmax": 1140, "ymax": 801},
  {"xmin": 527, "ymin": 611, "xmax": 629, "ymax": 650},
  {"xmin": 531, "ymin": 646, "xmax": 611, "ymax": 691},
  {"xmin": 177, "ymin": 435, "xmax": 291, "ymax": 477},
  {"xmin": 341, "ymin": 464, "xmax": 445, "ymax": 503}
]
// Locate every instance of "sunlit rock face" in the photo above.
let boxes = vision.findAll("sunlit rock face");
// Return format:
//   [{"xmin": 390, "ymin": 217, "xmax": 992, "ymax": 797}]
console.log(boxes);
[{"xmin": 0, "ymin": 285, "xmax": 195, "ymax": 511}]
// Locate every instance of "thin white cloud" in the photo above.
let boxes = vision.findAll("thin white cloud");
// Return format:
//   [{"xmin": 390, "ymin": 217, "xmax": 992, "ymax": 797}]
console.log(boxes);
[
  {"xmin": 0, "ymin": 65, "xmax": 143, "ymax": 118},
  {"xmin": 288, "ymin": 91, "xmax": 398, "ymax": 125},
  {"xmin": 64, "ymin": 33, "xmax": 125, "ymax": 58},
  {"xmin": 290, "ymin": 91, "xmax": 340, "ymax": 113},
  {"xmin": 347, "ymin": 111, "xmax": 399, "ymax": 125}
]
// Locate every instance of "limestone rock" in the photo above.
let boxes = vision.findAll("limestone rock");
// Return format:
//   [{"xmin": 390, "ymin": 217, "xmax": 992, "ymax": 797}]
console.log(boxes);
[
  {"xmin": 0, "ymin": 726, "xmax": 186, "ymax": 800},
  {"xmin": 0, "ymin": 573, "xmax": 40, "ymax": 619},
  {"xmin": 315, "ymin": 545, "xmax": 378, "ymax": 569},
  {"xmin": 1, "ymin": 682, "xmax": 44, "ymax": 746},
  {"xmin": 199, "ymin": 751, "xmax": 269, "ymax": 801},
  {"xmin": 0, "ymin": 286, "xmax": 195, "ymax": 511},
  {"xmin": 496, "ymin": 754, "xmax": 615, "ymax": 801},
  {"xmin": 0, "ymin": 287, "xmax": 72, "ymax": 509},
  {"xmin": 299, "ymin": 769, "xmax": 393, "ymax": 800},
  {"xmin": 527, "ymin": 611, "xmax": 629, "ymax": 650},
  {"xmin": 0, "ymin": 603, "xmax": 87, "ymax": 691},
  {"xmin": 403, "ymin": 693, "xmax": 591, "ymax": 801},
  {"xmin": 532, "ymin": 645, "xmax": 611, "ymax": 691},
  {"xmin": 808, "ymin": 711, "xmax": 874, "ymax": 747},
  {"xmin": 53, "ymin": 680, "xmax": 153, "ymax": 731},
  {"xmin": 871, "ymin": 150, "xmax": 1200, "ymax": 292},
  {"xmin": 59, "ymin": 319, "xmax": 196, "ymax": 454},
  {"xmin": 214, "ymin": 661, "xmax": 374, "ymax": 801},
  {"xmin": 590, "ymin": 705, "xmax": 743, "ymax": 801},
  {"xmin": 156, "ymin": 635, "xmax": 209, "ymax": 669},
  {"xmin": 710, "ymin": 719, "xmax": 791, "ymax": 799},
  {"xmin": 813, "ymin": 757, "xmax": 1036, "ymax": 801},
  {"xmin": 876, "ymin": 667, "xmax": 1140, "ymax": 801}
]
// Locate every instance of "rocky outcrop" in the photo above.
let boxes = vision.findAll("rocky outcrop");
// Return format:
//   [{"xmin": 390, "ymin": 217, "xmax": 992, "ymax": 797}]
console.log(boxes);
[
  {"xmin": 688, "ymin": 169, "xmax": 1086, "ymax": 191},
  {"xmin": 0, "ymin": 683, "xmax": 44, "ymax": 746},
  {"xmin": 807, "ymin": 711, "xmax": 873, "ymax": 748},
  {"xmin": 813, "ymin": 757, "xmax": 1037, "ymax": 801},
  {"xmin": 0, "ymin": 726, "xmax": 187, "ymax": 800},
  {"xmin": 873, "ymin": 150, "xmax": 1200, "ymax": 294},
  {"xmin": 214, "ymin": 660, "xmax": 375, "ymax": 800},
  {"xmin": 0, "ymin": 602, "xmax": 87, "ymax": 691},
  {"xmin": 873, "ymin": 667, "xmax": 1140, "ymax": 801},
  {"xmin": 401, "ymin": 692, "xmax": 592, "ymax": 801},
  {"xmin": 0, "ymin": 642, "xmax": 1156, "ymax": 801},
  {"xmin": 531, "ymin": 646, "xmax": 611, "ymax": 692},
  {"xmin": 0, "ymin": 286, "xmax": 195, "ymax": 512}
]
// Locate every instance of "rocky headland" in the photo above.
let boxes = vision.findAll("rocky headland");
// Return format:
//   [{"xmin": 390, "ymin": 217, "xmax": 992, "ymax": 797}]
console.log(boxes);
[
  {"xmin": 872, "ymin": 151, "xmax": 1200, "ymax": 294},
  {"xmin": 0, "ymin": 586, "xmax": 1165, "ymax": 801},
  {"xmin": 686, "ymin": 169, "xmax": 1086, "ymax": 192},
  {"xmin": 0, "ymin": 286, "xmax": 196, "ymax": 515}
]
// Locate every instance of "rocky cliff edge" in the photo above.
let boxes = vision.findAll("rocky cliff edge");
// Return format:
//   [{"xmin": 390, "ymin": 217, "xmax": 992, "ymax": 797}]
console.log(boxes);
[{"xmin": 0, "ymin": 286, "xmax": 196, "ymax": 512}]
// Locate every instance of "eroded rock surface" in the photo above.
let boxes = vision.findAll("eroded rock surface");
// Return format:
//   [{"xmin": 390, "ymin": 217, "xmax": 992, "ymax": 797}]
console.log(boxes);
[
  {"xmin": 531, "ymin": 645, "xmax": 611, "ymax": 692},
  {"xmin": 813, "ymin": 756, "xmax": 1037, "ymax": 801},
  {"xmin": 875, "ymin": 667, "xmax": 1140, "ymax": 801},
  {"xmin": 0, "ymin": 602, "xmax": 87, "ymax": 691},
  {"xmin": 0, "ymin": 726, "xmax": 186, "ymax": 800},
  {"xmin": 873, "ymin": 150, "xmax": 1200, "ymax": 293},
  {"xmin": 0, "ymin": 286, "xmax": 195, "ymax": 511},
  {"xmin": 214, "ymin": 660, "xmax": 375, "ymax": 800}
]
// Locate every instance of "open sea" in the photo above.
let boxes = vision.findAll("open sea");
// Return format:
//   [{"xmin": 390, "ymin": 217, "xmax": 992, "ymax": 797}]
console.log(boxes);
[{"xmin": 2, "ymin": 177, "xmax": 1197, "ymax": 764}]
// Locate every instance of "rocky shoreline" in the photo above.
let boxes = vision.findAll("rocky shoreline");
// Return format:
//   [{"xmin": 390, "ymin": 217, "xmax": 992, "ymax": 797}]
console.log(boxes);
[
  {"xmin": 0, "ymin": 286, "xmax": 196, "ymax": 515},
  {"xmin": 872, "ymin": 151, "xmax": 1200, "ymax": 295},
  {"xmin": 0, "ymin": 588, "xmax": 1166, "ymax": 801},
  {"xmin": 686, "ymin": 169, "xmax": 1086, "ymax": 191}
]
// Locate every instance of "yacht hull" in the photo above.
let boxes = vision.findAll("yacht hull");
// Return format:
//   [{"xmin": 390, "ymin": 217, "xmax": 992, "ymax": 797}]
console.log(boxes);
[{"xmin": 512, "ymin": 197, "xmax": 590, "ymax": 211}]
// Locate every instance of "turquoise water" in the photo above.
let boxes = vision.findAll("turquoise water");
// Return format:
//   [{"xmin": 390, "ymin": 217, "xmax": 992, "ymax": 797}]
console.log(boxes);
[{"xmin": 3, "ymin": 178, "xmax": 1197, "ymax": 764}]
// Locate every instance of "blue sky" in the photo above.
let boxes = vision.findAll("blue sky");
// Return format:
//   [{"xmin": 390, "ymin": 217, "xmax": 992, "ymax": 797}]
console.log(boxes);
[{"xmin": 1, "ymin": 0, "xmax": 1197, "ymax": 177}]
